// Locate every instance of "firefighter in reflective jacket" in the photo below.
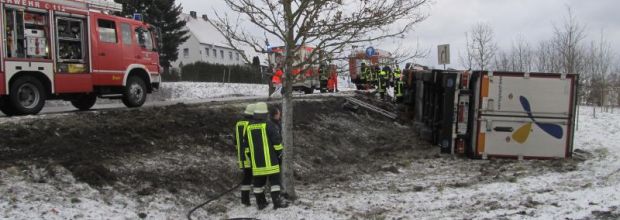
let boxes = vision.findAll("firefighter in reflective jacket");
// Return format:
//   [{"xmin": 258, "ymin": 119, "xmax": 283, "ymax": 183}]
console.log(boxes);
[
  {"xmin": 394, "ymin": 66, "xmax": 404, "ymax": 102},
  {"xmin": 371, "ymin": 65, "xmax": 379, "ymax": 86},
  {"xmin": 359, "ymin": 63, "xmax": 368, "ymax": 85},
  {"xmin": 377, "ymin": 67, "xmax": 388, "ymax": 99},
  {"xmin": 235, "ymin": 104, "xmax": 255, "ymax": 206},
  {"xmin": 362, "ymin": 64, "xmax": 373, "ymax": 89},
  {"xmin": 247, "ymin": 102, "xmax": 287, "ymax": 210}
]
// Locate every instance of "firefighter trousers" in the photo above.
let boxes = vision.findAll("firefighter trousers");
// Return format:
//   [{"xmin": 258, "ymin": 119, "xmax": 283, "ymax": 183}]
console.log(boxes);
[
  {"xmin": 253, "ymin": 173, "xmax": 282, "ymax": 194},
  {"xmin": 241, "ymin": 168, "xmax": 253, "ymax": 191}
]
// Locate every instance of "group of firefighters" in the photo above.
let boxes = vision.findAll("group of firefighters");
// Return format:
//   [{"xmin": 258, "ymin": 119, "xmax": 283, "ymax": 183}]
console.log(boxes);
[
  {"xmin": 359, "ymin": 63, "xmax": 405, "ymax": 102},
  {"xmin": 234, "ymin": 102, "xmax": 289, "ymax": 210}
]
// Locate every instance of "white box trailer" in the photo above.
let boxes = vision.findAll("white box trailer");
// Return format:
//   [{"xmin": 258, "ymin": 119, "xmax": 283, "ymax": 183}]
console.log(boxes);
[{"xmin": 469, "ymin": 71, "xmax": 578, "ymax": 159}]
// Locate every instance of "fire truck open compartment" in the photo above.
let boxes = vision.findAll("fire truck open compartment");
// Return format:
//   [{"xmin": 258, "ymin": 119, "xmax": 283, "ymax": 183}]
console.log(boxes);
[
  {"xmin": 407, "ymin": 70, "xmax": 579, "ymax": 160},
  {"xmin": 55, "ymin": 14, "xmax": 87, "ymax": 73},
  {"xmin": 4, "ymin": 8, "xmax": 50, "ymax": 59}
]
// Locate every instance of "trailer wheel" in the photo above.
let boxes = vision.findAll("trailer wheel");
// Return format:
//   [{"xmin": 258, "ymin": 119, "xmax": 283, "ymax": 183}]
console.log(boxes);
[
  {"xmin": 71, "ymin": 94, "xmax": 97, "ymax": 111},
  {"xmin": 9, "ymin": 76, "xmax": 46, "ymax": 115},
  {"xmin": 122, "ymin": 76, "xmax": 147, "ymax": 108}
]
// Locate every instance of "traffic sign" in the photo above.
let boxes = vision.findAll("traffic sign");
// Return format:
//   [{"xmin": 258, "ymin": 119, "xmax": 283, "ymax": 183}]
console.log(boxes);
[
  {"xmin": 438, "ymin": 44, "xmax": 450, "ymax": 65},
  {"xmin": 366, "ymin": 47, "xmax": 376, "ymax": 58},
  {"xmin": 133, "ymin": 13, "xmax": 143, "ymax": 21}
]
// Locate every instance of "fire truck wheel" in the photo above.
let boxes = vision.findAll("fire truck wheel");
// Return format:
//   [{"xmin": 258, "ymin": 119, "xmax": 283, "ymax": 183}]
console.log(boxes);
[
  {"xmin": 71, "ymin": 94, "xmax": 97, "ymax": 111},
  {"xmin": 0, "ymin": 97, "xmax": 17, "ymax": 116},
  {"xmin": 304, "ymin": 87, "xmax": 314, "ymax": 94},
  {"xmin": 122, "ymin": 76, "xmax": 147, "ymax": 108},
  {"xmin": 9, "ymin": 76, "xmax": 46, "ymax": 115}
]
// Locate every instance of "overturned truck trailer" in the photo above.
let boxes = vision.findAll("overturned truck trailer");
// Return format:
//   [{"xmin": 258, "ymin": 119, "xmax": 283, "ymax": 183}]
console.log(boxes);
[{"xmin": 407, "ymin": 70, "xmax": 578, "ymax": 159}]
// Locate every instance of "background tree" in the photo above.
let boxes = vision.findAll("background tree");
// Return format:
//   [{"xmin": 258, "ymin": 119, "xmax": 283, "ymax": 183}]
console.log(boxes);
[
  {"xmin": 114, "ymin": 0, "xmax": 189, "ymax": 70},
  {"xmin": 493, "ymin": 50, "xmax": 510, "ymax": 71},
  {"xmin": 584, "ymin": 32, "xmax": 614, "ymax": 107},
  {"xmin": 459, "ymin": 33, "xmax": 475, "ymax": 70},
  {"xmin": 493, "ymin": 37, "xmax": 533, "ymax": 72},
  {"xmin": 552, "ymin": 7, "xmax": 586, "ymax": 76},
  {"xmin": 536, "ymin": 39, "xmax": 562, "ymax": 73},
  {"xmin": 510, "ymin": 37, "xmax": 534, "ymax": 72},
  {"xmin": 211, "ymin": 0, "xmax": 430, "ymax": 200},
  {"xmin": 463, "ymin": 23, "xmax": 497, "ymax": 71},
  {"xmin": 548, "ymin": 7, "xmax": 590, "ymax": 106}
]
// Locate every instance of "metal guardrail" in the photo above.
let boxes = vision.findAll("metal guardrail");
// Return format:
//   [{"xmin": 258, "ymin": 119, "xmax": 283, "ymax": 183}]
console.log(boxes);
[{"xmin": 346, "ymin": 97, "xmax": 398, "ymax": 120}]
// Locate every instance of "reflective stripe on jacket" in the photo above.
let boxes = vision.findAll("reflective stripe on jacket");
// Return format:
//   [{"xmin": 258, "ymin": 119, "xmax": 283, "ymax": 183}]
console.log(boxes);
[
  {"xmin": 247, "ymin": 122, "xmax": 282, "ymax": 176},
  {"xmin": 235, "ymin": 120, "xmax": 252, "ymax": 169}
]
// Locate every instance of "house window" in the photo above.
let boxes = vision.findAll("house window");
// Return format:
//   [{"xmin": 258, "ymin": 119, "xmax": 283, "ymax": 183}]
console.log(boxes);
[
  {"xmin": 220, "ymin": 50, "xmax": 224, "ymax": 59},
  {"xmin": 183, "ymin": 48, "xmax": 189, "ymax": 58},
  {"xmin": 236, "ymin": 53, "xmax": 240, "ymax": 61},
  {"xmin": 213, "ymin": 49, "xmax": 217, "ymax": 58},
  {"xmin": 205, "ymin": 48, "xmax": 209, "ymax": 56},
  {"xmin": 229, "ymin": 51, "xmax": 233, "ymax": 60}
]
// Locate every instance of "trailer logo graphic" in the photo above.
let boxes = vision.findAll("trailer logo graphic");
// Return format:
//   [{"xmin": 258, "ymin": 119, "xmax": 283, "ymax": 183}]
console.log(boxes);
[{"xmin": 512, "ymin": 96, "xmax": 564, "ymax": 144}]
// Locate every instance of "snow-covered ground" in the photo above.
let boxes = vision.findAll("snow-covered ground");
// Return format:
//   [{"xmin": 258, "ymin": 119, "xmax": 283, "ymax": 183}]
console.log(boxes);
[
  {"xmin": 2, "ymin": 106, "xmax": 619, "ymax": 219},
  {"xmin": 216, "ymin": 106, "xmax": 620, "ymax": 219}
]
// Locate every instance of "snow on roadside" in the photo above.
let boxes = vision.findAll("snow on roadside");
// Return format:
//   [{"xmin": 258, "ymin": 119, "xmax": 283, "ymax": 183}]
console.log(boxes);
[{"xmin": 157, "ymin": 82, "xmax": 269, "ymax": 101}]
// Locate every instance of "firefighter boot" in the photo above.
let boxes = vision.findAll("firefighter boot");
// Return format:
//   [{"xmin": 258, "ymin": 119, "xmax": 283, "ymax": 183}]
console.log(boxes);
[
  {"xmin": 241, "ymin": 191, "xmax": 251, "ymax": 206},
  {"xmin": 255, "ymin": 193, "xmax": 268, "ymax": 210},
  {"xmin": 271, "ymin": 191, "xmax": 289, "ymax": 209}
]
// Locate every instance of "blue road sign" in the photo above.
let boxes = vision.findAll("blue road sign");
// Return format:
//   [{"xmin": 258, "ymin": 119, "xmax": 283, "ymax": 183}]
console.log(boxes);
[
  {"xmin": 133, "ymin": 13, "xmax": 143, "ymax": 21},
  {"xmin": 366, "ymin": 47, "xmax": 375, "ymax": 58}
]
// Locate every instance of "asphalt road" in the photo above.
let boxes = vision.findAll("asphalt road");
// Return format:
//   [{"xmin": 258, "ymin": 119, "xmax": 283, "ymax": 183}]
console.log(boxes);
[{"xmin": 0, "ymin": 91, "xmax": 354, "ymax": 120}]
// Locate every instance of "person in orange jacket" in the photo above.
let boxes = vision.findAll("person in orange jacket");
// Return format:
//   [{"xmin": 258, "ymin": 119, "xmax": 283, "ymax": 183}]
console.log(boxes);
[{"xmin": 271, "ymin": 68, "xmax": 283, "ymax": 97}]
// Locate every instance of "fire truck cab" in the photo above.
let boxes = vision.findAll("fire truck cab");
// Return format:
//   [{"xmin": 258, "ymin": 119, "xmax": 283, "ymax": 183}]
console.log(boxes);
[
  {"xmin": 0, "ymin": 0, "xmax": 161, "ymax": 116},
  {"xmin": 268, "ymin": 45, "xmax": 320, "ymax": 94}
]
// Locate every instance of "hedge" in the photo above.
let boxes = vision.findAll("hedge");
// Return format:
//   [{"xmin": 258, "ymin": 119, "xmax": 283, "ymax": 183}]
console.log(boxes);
[{"xmin": 163, "ymin": 62, "xmax": 267, "ymax": 84}]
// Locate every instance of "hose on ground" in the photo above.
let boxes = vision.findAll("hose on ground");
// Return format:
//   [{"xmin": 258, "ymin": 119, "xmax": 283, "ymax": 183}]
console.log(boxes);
[{"xmin": 187, "ymin": 182, "xmax": 242, "ymax": 220}]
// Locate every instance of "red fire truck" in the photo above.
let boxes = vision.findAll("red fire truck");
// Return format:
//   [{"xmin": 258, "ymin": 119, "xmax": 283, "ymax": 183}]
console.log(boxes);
[
  {"xmin": 0, "ymin": 0, "xmax": 161, "ymax": 116},
  {"xmin": 269, "ymin": 45, "xmax": 318, "ymax": 94},
  {"xmin": 348, "ymin": 48, "xmax": 394, "ymax": 89}
]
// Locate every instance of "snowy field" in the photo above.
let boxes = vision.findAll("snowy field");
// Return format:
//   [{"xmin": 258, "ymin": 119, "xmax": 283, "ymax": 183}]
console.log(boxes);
[
  {"xmin": 1, "ymin": 106, "xmax": 619, "ymax": 219},
  {"xmin": 214, "ymin": 107, "xmax": 620, "ymax": 220}
]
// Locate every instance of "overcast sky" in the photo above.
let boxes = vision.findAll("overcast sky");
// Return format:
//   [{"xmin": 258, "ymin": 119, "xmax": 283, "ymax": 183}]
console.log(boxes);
[{"xmin": 177, "ymin": 0, "xmax": 620, "ymax": 69}]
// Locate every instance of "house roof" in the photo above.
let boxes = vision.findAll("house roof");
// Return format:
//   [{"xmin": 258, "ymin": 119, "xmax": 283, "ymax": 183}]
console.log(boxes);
[
  {"xmin": 180, "ymin": 13, "xmax": 268, "ymax": 63},
  {"xmin": 180, "ymin": 13, "xmax": 233, "ymax": 50}
]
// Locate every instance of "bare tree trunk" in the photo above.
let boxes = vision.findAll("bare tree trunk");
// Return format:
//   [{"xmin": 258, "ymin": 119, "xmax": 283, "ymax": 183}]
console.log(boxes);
[
  {"xmin": 211, "ymin": 0, "xmax": 431, "ymax": 201},
  {"xmin": 281, "ymin": 0, "xmax": 297, "ymax": 200}
]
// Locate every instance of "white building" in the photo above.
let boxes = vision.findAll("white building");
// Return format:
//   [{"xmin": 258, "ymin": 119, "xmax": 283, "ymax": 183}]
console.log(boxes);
[{"xmin": 172, "ymin": 11, "xmax": 246, "ymax": 69}]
